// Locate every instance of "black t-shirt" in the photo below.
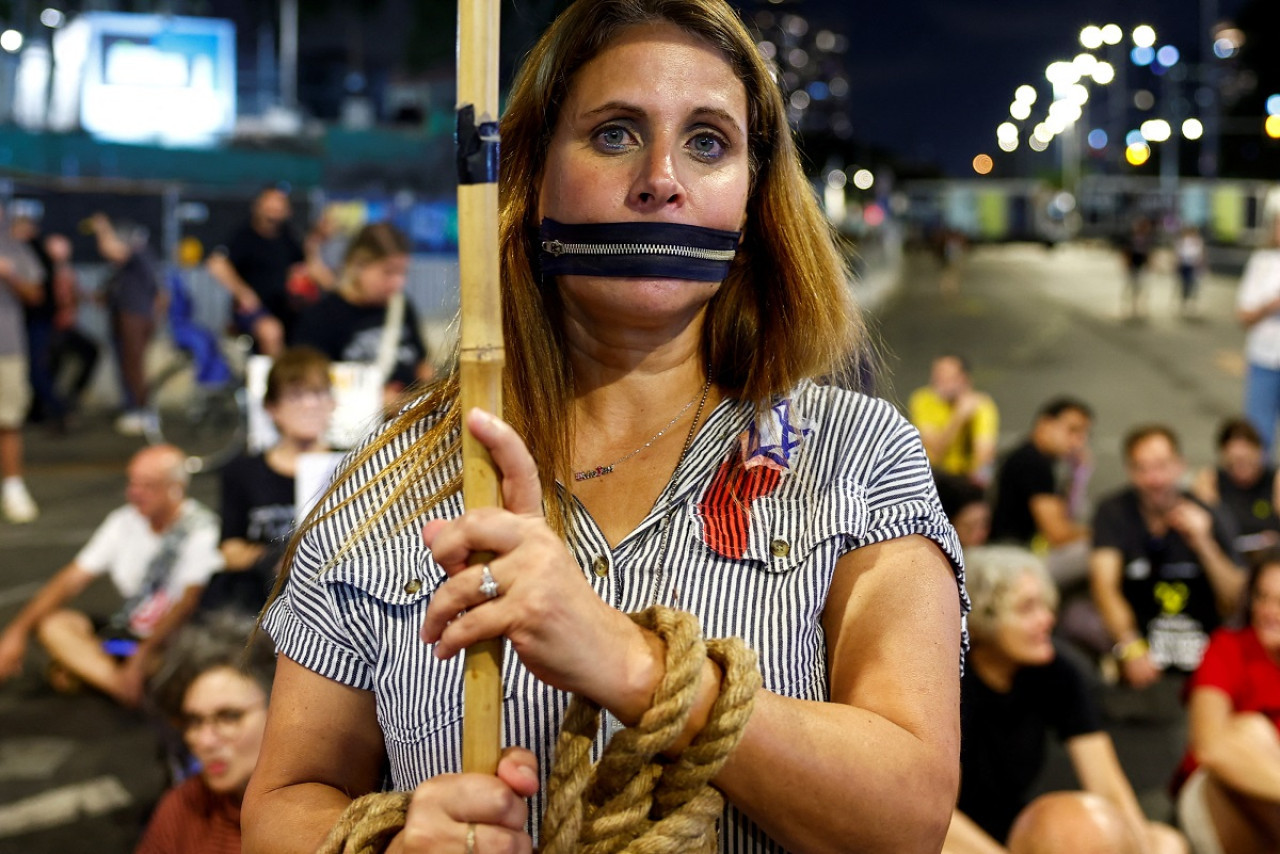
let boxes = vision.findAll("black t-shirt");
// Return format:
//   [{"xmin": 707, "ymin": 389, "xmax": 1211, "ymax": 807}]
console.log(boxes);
[
  {"xmin": 957, "ymin": 649, "xmax": 1102, "ymax": 843},
  {"xmin": 990, "ymin": 441, "xmax": 1057, "ymax": 543},
  {"xmin": 1091, "ymin": 488, "xmax": 1232, "ymax": 672},
  {"xmin": 223, "ymin": 222, "xmax": 305, "ymax": 324},
  {"xmin": 1216, "ymin": 467, "xmax": 1280, "ymax": 553},
  {"xmin": 292, "ymin": 291, "xmax": 427, "ymax": 389},
  {"xmin": 203, "ymin": 453, "xmax": 295, "ymax": 615}
]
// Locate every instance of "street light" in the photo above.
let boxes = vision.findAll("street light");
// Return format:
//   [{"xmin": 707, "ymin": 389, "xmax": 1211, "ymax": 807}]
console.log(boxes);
[
  {"xmin": 1132, "ymin": 25, "xmax": 1156, "ymax": 48},
  {"xmin": 1080, "ymin": 26, "xmax": 1103, "ymax": 50},
  {"xmin": 0, "ymin": 30, "xmax": 23, "ymax": 52}
]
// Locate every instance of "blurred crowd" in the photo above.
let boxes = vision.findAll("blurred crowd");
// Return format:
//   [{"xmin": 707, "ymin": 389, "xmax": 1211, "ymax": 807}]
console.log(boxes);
[
  {"xmin": 2, "ymin": 194, "xmax": 1279, "ymax": 854},
  {"xmin": 918, "ymin": 211, "xmax": 1280, "ymax": 854}
]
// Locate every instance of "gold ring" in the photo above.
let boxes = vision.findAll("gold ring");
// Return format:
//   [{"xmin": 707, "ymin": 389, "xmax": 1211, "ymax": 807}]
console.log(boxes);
[{"xmin": 465, "ymin": 822, "xmax": 476, "ymax": 854}]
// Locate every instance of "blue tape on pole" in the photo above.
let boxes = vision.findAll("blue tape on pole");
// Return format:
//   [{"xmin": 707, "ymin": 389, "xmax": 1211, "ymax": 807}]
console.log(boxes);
[{"xmin": 456, "ymin": 104, "xmax": 500, "ymax": 185}]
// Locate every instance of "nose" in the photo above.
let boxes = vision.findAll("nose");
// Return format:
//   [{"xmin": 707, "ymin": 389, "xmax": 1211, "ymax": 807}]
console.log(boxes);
[{"xmin": 630, "ymin": 146, "xmax": 684, "ymax": 211}]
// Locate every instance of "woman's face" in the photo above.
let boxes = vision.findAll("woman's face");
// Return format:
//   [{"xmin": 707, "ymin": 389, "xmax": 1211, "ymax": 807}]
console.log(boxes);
[
  {"xmin": 989, "ymin": 571, "xmax": 1057, "ymax": 667},
  {"xmin": 266, "ymin": 383, "xmax": 334, "ymax": 444},
  {"xmin": 181, "ymin": 667, "xmax": 268, "ymax": 797},
  {"xmin": 1252, "ymin": 564, "xmax": 1280, "ymax": 653},
  {"xmin": 354, "ymin": 254, "xmax": 409, "ymax": 304},
  {"xmin": 538, "ymin": 22, "xmax": 750, "ymax": 334},
  {"xmin": 1221, "ymin": 437, "xmax": 1265, "ymax": 487}
]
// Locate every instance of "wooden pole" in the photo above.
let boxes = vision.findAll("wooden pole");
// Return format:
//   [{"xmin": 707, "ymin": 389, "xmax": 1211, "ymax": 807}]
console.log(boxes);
[{"xmin": 457, "ymin": 0, "xmax": 503, "ymax": 776}]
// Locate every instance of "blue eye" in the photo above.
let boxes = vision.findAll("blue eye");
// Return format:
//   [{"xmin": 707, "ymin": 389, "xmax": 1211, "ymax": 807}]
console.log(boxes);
[
  {"xmin": 595, "ymin": 126, "xmax": 632, "ymax": 151},
  {"xmin": 689, "ymin": 133, "xmax": 726, "ymax": 160}
]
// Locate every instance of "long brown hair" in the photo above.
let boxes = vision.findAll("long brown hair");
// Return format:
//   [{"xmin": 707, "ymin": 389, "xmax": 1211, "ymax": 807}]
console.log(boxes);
[{"xmin": 273, "ymin": 0, "xmax": 868, "ymax": 576}]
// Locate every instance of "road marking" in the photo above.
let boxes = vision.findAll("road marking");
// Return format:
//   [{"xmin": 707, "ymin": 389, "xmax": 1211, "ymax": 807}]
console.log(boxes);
[
  {"xmin": 0, "ymin": 776, "xmax": 132, "ymax": 837},
  {"xmin": 0, "ymin": 738, "xmax": 77, "ymax": 782}
]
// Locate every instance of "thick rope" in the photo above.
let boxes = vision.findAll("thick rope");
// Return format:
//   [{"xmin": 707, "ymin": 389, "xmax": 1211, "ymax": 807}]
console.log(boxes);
[
  {"xmin": 317, "ymin": 606, "xmax": 761, "ymax": 854},
  {"xmin": 316, "ymin": 791, "xmax": 412, "ymax": 854}
]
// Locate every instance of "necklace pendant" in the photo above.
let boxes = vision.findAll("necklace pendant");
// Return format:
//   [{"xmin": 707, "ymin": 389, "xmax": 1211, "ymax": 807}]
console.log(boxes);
[{"xmin": 574, "ymin": 464, "xmax": 614, "ymax": 482}]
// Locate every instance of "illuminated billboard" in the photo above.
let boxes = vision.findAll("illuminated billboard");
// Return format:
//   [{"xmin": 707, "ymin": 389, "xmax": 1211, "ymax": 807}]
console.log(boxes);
[{"xmin": 48, "ymin": 12, "xmax": 235, "ymax": 147}]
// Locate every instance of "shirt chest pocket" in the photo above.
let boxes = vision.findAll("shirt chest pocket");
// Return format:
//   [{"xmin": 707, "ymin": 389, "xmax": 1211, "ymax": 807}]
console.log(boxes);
[
  {"xmin": 694, "ymin": 487, "xmax": 868, "ymax": 575},
  {"xmin": 324, "ymin": 547, "xmax": 517, "ymax": 746}
]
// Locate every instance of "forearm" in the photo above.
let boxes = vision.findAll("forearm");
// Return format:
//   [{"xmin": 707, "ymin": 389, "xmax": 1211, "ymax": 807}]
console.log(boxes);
[
  {"xmin": 715, "ymin": 691, "xmax": 957, "ymax": 854},
  {"xmin": 6, "ymin": 572, "xmax": 80, "ymax": 636},
  {"xmin": 1094, "ymin": 588, "xmax": 1139, "ymax": 645},
  {"xmin": 220, "ymin": 539, "xmax": 268, "ymax": 572},
  {"xmin": 206, "ymin": 256, "xmax": 255, "ymax": 303},
  {"xmin": 1190, "ymin": 538, "xmax": 1245, "ymax": 616},
  {"xmin": 242, "ymin": 781, "xmax": 355, "ymax": 854}
]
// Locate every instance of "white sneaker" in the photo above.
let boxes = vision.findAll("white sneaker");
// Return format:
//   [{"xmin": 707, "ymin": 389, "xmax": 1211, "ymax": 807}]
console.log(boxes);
[
  {"xmin": 114, "ymin": 411, "xmax": 149, "ymax": 436},
  {"xmin": 2, "ymin": 480, "xmax": 38, "ymax": 524}
]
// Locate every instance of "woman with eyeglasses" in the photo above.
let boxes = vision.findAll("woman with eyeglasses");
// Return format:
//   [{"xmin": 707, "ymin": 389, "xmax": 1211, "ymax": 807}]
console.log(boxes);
[{"xmin": 137, "ymin": 614, "xmax": 275, "ymax": 854}]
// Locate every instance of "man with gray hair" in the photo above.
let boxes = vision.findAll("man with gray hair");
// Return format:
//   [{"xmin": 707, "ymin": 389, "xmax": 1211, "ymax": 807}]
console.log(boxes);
[{"xmin": 0, "ymin": 445, "xmax": 223, "ymax": 706}]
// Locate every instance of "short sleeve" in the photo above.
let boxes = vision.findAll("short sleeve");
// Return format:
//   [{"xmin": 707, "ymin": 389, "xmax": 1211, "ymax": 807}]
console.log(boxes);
[
  {"xmin": 73, "ymin": 509, "xmax": 126, "ymax": 576},
  {"xmin": 261, "ymin": 525, "xmax": 377, "ymax": 691},
  {"xmin": 850, "ymin": 401, "xmax": 964, "ymax": 574},
  {"xmin": 973, "ymin": 399, "xmax": 999, "ymax": 445},
  {"xmin": 170, "ymin": 518, "xmax": 225, "ymax": 591},
  {"xmin": 224, "ymin": 226, "xmax": 253, "ymax": 270},
  {"xmin": 1237, "ymin": 253, "xmax": 1280, "ymax": 311},
  {"xmin": 1091, "ymin": 495, "xmax": 1126, "ymax": 550},
  {"xmin": 1188, "ymin": 629, "xmax": 1244, "ymax": 702}
]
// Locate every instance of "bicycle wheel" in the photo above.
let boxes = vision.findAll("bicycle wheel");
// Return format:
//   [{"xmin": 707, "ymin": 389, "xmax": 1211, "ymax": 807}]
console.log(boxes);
[{"xmin": 144, "ymin": 356, "xmax": 247, "ymax": 473}]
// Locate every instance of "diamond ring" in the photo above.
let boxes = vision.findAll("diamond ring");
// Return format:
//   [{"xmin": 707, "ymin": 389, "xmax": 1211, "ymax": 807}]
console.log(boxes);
[{"xmin": 478, "ymin": 564, "xmax": 500, "ymax": 600}]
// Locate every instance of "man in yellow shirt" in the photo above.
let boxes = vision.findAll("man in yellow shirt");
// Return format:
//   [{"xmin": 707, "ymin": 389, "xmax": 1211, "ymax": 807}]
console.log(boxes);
[{"xmin": 909, "ymin": 354, "xmax": 999, "ymax": 486}]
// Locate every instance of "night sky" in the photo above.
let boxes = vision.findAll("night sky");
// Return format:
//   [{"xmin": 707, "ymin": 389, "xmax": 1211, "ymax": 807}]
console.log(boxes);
[
  {"xmin": 277, "ymin": 0, "xmax": 1255, "ymax": 178},
  {"xmin": 792, "ymin": 0, "xmax": 1249, "ymax": 175}
]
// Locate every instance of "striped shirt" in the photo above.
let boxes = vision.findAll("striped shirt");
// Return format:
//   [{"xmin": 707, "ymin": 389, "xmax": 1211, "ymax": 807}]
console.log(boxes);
[{"xmin": 264, "ymin": 379, "xmax": 967, "ymax": 853}]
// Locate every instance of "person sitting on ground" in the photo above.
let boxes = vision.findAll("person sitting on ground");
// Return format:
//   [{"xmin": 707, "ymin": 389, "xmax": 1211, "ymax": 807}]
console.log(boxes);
[
  {"xmin": 936, "ymin": 471, "xmax": 991, "ymax": 549},
  {"xmin": 137, "ymin": 612, "xmax": 275, "ymax": 854},
  {"xmin": 1172, "ymin": 555, "xmax": 1280, "ymax": 854},
  {"xmin": 291, "ymin": 222, "xmax": 434, "ymax": 409},
  {"xmin": 201, "ymin": 347, "xmax": 334, "ymax": 616},
  {"xmin": 910, "ymin": 354, "xmax": 1000, "ymax": 487},
  {"xmin": 88, "ymin": 213, "xmax": 163, "ymax": 437},
  {"xmin": 1192, "ymin": 416, "xmax": 1280, "ymax": 562},
  {"xmin": 943, "ymin": 544, "xmax": 1187, "ymax": 854},
  {"xmin": 0, "ymin": 445, "xmax": 223, "ymax": 706},
  {"xmin": 990, "ymin": 397, "xmax": 1094, "ymax": 587},
  {"xmin": 1091, "ymin": 425, "xmax": 1246, "ymax": 691},
  {"xmin": 205, "ymin": 186, "xmax": 332, "ymax": 357}
]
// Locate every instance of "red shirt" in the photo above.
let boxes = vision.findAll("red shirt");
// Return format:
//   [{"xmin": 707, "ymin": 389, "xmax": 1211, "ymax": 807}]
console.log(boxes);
[
  {"xmin": 135, "ymin": 776, "xmax": 242, "ymax": 854},
  {"xmin": 1174, "ymin": 626, "xmax": 1280, "ymax": 790}
]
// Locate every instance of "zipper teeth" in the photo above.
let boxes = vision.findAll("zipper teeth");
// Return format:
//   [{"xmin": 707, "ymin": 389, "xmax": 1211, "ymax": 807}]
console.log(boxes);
[{"xmin": 543, "ymin": 240, "xmax": 736, "ymax": 262}]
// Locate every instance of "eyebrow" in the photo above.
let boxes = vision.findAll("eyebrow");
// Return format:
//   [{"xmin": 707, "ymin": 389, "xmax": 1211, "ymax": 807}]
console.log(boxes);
[{"xmin": 581, "ymin": 101, "xmax": 745, "ymax": 136}]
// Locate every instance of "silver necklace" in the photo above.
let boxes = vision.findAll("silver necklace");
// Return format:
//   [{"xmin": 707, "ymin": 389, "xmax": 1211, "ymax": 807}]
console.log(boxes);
[
  {"xmin": 573, "ymin": 380, "xmax": 708, "ymax": 482},
  {"xmin": 646, "ymin": 375, "xmax": 714, "ymax": 606}
]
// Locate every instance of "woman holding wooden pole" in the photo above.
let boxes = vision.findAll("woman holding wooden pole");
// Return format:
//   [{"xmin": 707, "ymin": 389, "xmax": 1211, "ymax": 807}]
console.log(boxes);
[{"xmin": 242, "ymin": 1, "xmax": 967, "ymax": 852}]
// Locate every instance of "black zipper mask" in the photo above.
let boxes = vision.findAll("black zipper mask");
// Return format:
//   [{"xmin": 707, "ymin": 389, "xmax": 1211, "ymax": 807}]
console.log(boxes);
[{"xmin": 538, "ymin": 217, "xmax": 741, "ymax": 282}]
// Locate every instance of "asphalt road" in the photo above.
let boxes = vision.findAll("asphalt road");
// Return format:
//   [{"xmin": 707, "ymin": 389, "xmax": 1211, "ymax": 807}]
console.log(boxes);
[{"xmin": 0, "ymin": 241, "xmax": 1251, "ymax": 852}]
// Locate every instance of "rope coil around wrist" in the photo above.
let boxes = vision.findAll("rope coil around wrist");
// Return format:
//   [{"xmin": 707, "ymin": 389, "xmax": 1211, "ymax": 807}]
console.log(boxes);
[{"xmin": 317, "ymin": 606, "xmax": 761, "ymax": 854}]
